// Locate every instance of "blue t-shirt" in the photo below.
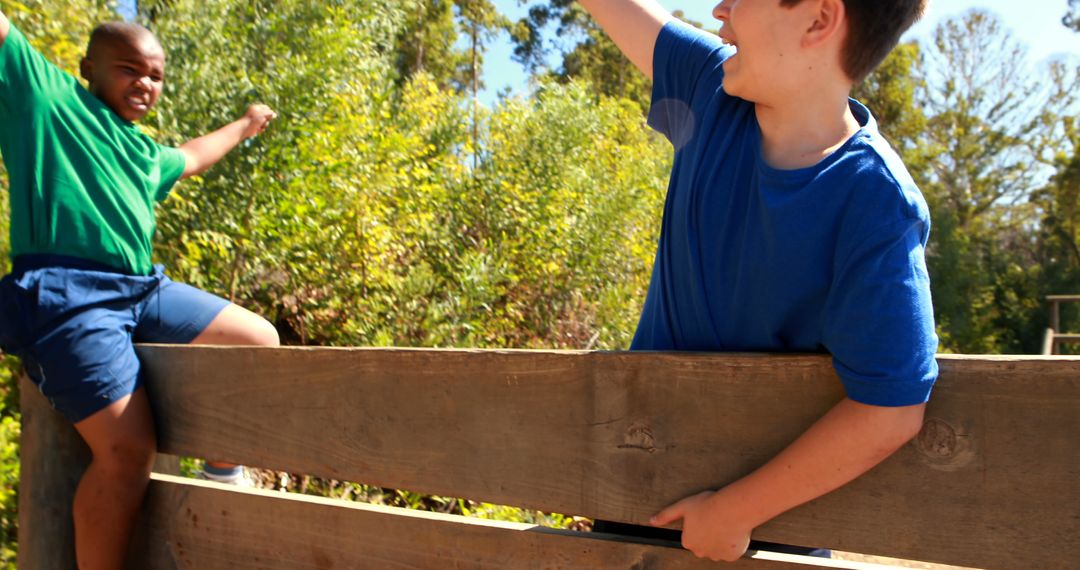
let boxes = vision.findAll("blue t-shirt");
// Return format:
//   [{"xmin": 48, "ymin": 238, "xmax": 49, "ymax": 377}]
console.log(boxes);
[{"xmin": 633, "ymin": 20, "xmax": 938, "ymax": 407}]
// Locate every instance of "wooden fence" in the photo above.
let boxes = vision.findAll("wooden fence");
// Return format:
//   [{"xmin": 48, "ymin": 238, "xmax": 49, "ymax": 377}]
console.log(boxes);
[
  {"xmin": 1043, "ymin": 295, "xmax": 1080, "ymax": 354},
  {"xmin": 18, "ymin": 347, "xmax": 1080, "ymax": 569}
]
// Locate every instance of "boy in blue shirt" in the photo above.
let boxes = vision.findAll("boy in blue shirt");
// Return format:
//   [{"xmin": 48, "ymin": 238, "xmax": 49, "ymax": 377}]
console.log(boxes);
[
  {"xmin": 578, "ymin": 0, "xmax": 937, "ymax": 562},
  {"xmin": 0, "ymin": 13, "xmax": 279, "ymax": 569}
]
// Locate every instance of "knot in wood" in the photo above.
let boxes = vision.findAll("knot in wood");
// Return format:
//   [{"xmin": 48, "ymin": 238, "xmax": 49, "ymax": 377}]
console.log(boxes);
[
  {"xmin": 618, "ymin": 423, "xmax": 658, "ymax": 453},
  {"xmin": 915, "ymin": 417, "xmax": 958, "ymax": 458}
]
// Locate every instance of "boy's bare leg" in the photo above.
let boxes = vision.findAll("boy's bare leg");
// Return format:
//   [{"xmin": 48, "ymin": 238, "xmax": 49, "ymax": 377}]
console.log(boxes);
[
  {"xmin": 72, "ymin": 388, "xmax": 157, "ymax": 570},
  {"xmin": 190, "ymin": 303, "xmax": 280, "ymax": 471}
]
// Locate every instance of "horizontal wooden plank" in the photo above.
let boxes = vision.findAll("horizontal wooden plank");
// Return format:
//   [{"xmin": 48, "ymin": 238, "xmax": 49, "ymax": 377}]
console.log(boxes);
[
  {"xmin": 137, "ymin": 347, "xmax": 1080, "ymax": 570},
  {"xmin": 130, "ymin": 474, "xmax": 906, "ymax": 569},
  {"xmin": 1046, "ymin": 295, "xmax": 1080, "ymax": 301}
]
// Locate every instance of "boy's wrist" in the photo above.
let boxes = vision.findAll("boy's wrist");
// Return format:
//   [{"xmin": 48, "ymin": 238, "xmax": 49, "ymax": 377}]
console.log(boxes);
[{"xmin": 708, "ymin": 478, "xmax": 773, "ymax": 531}]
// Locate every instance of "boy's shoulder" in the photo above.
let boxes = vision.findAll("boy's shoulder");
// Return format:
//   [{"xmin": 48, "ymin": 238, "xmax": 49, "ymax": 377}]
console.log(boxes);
[
  {"xmin": 832, "ymin": 105, "xmax": 929, "ymax": 228},
  {"xmin": 0, "ymin": 22, "xmax": 80, "ymax": 101}
]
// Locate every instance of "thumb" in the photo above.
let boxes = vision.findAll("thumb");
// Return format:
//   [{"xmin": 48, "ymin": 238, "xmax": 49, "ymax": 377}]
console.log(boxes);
[{"xmin": 649, "ymin": 499, "xmax": 688, "ymax": 527}]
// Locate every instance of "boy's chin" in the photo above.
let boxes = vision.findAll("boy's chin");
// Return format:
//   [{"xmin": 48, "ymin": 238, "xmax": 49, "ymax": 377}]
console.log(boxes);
[
  {"xmin": 721, "ymin": 80, "xmax": 749, "ymax": 100},
  {"xmin": 114, "ymin": 107, "xmax": 150, "ymax": 122}
]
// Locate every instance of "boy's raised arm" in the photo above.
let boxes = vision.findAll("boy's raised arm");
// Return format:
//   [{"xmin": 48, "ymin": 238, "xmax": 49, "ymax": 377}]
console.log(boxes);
[
  {"xmin": 178, "ymin": 104, "xmax": 275, "ymax": 179},
  {"xmin": 1, "ymin": 9, "xmax": 10, "ymax": 46},
  {"xmin": 577, "ymin": 0, "xmax": 672, "ymax": 81}
]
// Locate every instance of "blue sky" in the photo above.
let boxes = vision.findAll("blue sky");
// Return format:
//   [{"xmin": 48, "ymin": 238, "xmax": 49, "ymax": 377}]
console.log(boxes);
[{"xmin": 480, "ymin": 0, "xmax": 1080, "ymax": 106}]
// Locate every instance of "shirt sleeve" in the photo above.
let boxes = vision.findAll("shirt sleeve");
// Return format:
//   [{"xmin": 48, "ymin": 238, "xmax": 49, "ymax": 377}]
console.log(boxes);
[
  {"xmin": 647, "ymin": 19, "xmax": 733, "ymax": 147},
  {"xmin": 0, "ymin": 24, "xmax": 68, "ymax": 117},
  {"xmin": 155, "ymin": 145, "xmax": 187, "ymax": 202},
  {"xmin": 822, "ymin": 217, "xmax": 940, "ymax": 407}
]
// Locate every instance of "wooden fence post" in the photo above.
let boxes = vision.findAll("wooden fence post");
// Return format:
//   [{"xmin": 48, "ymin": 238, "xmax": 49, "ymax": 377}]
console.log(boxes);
[{"xmin": 17, "ymin": 374, "xmax": 90, "ymax": 570}]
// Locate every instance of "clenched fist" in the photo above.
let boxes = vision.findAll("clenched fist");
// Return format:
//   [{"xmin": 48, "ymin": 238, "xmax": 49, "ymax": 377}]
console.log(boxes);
[{"xmin": 241, "ymin": 104, "xmax": 277, "ymax": 139}]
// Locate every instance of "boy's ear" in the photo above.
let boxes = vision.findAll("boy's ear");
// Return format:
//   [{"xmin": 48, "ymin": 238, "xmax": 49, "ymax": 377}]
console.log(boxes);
[
  {"xmin": 79, "ymin": 57, "xmax": 93, "ymax": 82},
  {"xmin": 802, "ymin": 0, "xmax": 845, "ymax": 49}
]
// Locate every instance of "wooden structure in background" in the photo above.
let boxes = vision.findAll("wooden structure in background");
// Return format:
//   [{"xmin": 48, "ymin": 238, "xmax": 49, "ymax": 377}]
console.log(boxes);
[
  {"xmin": 1043, "ymin": 295, "xmax": 1080, "ymax": 354},
  {"xmin": 18, "ymin": 347, "xmax": 1080, "ymax": 569}
]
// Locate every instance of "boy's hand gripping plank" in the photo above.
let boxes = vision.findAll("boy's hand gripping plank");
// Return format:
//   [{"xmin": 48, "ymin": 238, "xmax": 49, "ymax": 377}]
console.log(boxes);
[{"xmin": 650, "ymin": 398, "xmax": 925, "ymax": 562}]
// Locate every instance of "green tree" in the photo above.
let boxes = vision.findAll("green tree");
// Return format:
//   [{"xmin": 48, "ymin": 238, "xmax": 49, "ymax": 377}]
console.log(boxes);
[
  {"xmin": 395, "ymin": 0, "xmax": 470, "ymax": 91},
  {"xmin": 1032, "ymin": 61, "xmax": 1080, "ymax": 350},
  {"xmin": 917, "ymin": 10, "xmax": 1076, "ymax": 352},
  {"xmin": 852, "ymin": 42, "xmax": 928, "ymax": 174},
  {"xmin": 510, "ymin": 1, "xmax": 703, "ymax": 113}
]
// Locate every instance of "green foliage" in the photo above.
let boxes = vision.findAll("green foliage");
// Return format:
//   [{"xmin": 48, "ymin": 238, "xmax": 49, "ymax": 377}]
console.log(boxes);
[
  {"xmin": 146, "ymin": 0, "xmax": 668, "ymax": 349},
  {"xmin": 392, "ymin": 0, "xmax": 510, "ymax": 94},
  {"xmin": 395, "ymin": 0, "xmax": 468, "ymax": 91},
  {"xmin": 0, "ymin": 404, "xmax": 18, "ymax": 568},
  {"xmin": 454, "ymin": 0, "xmax": 510, "ymax": 95},
  {"xmin": 852, "ymin": 42, "xmax": 927, "ymax": 167},
  {"xmin": 509, "ymin": 2, "xmax": 703, "ymax": 114},
  {"xmin": 913, "ymin": 9, "xmax": 1079, "ymax": 353}
]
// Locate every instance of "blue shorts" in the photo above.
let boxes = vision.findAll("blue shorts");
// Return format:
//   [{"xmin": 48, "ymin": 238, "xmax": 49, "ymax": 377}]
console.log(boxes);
[{"xmin": 0, "ymin": 255, "xmax": 230, "ymax": 423}]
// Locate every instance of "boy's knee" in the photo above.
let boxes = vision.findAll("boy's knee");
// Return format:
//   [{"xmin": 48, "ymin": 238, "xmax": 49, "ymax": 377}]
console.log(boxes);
[
  {"xmin": 252, "ymin": 317, "xmax": 280, "ymax": 347},
  {"xmin": 94, "ymin": 434, "xmax": 156, "ymax": 480}
]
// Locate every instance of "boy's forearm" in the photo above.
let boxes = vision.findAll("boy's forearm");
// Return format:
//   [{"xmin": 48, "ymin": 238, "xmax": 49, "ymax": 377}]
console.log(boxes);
[
  {"xmin": 179, "ymin": 104, "xmax": 274, "ymax": 178},
  {"xmin": 651, "ymin": 397, "xmax": 926, "ymax": 560},
  {"xmin": 718, "ymin": 398, "xmax": 926, "ymax": 528},
  {"xmin": 577, "ymin": 0, "xmax": 671, "ymax": 80},
  {"xmin": 178, "ymin": 118, "xmax": 250, "ymax": 179}
]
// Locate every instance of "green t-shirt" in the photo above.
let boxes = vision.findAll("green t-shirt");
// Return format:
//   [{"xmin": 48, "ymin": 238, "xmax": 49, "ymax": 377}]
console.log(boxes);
[{"xmin": 0, "ymin": 24, "xmax": 186, "ymax": 275}]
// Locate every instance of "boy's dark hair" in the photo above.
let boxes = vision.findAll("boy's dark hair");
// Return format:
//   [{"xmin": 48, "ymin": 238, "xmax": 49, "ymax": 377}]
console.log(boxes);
[
  {"xmin": 781, "ymin": 0, "xmax": 927, "ymax": 82},
  {"xmin": 86, "ymin": 21, "xmax": 161, "ymax": 58}
]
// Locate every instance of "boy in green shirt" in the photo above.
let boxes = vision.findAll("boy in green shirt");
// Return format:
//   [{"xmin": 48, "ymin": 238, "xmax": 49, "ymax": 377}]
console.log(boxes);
[{"xmin": 0, "ymin": 13, "xmax": 279, "ymax": 568}]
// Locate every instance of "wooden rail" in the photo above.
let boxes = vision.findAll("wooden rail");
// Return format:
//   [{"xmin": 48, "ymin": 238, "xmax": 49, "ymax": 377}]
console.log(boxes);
[
  {"xmin": 18, "ymin": 347, "xmax": 1080, "ymax": 569},
  {"xmin": 1044, "ymin": 295, "xmax": 1080, "ymax": 354}
]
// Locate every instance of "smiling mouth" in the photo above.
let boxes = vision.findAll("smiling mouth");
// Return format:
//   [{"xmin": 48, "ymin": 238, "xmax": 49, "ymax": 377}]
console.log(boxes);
[{"xmin": 125, "ymin": 98, "xmax": 149, "ymax": 113}]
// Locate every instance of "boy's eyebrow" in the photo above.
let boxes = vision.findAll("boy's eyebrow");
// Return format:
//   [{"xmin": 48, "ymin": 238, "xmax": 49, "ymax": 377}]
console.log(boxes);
[{"xmin": 112, "ymin": 53, "xmax": 165, "ymax": 70}]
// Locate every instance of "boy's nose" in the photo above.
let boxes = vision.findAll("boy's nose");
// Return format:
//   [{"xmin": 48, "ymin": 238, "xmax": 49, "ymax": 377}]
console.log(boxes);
[{"xmin": 713, "ymin": 0, "xmax": 731, "ymax": 22}]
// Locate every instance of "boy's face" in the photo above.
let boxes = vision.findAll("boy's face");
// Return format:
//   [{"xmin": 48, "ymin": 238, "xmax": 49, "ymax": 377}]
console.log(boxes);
[
  {"xmin": 713, "ymin": 0, "xmax": 818, "ymax": 103},
  {"xmin": 80, "ymin": 36, "xmax": 165, "ymax": 122}
]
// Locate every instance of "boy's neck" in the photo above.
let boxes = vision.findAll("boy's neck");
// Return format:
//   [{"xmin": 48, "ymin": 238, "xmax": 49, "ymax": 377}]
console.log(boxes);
[{"xmin": 754, "ymin": 88, "xmax": 861, "ymax": 171}]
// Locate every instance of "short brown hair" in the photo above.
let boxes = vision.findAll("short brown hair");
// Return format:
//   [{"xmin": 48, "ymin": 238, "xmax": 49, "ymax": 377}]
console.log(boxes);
[{"xmin": 781, "ymin": 0, "xmax": 927, "ymax": 82}]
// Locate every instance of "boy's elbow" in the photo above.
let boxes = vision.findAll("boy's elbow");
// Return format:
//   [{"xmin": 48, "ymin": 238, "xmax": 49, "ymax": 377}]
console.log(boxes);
[
  {"xmin": 884, "ymin": 402, "xmax": 927, "ymax": 450},
  {"xmin": 847, "ymin": 398, "xmax": 927, "ymax": 456},
  {"xmin": 178, "ymin": 147, "xmax": 203, "ymax": 179},
  {"xmin": 904, "ymin": 403, "xmax": 927, "ymax": 437}
]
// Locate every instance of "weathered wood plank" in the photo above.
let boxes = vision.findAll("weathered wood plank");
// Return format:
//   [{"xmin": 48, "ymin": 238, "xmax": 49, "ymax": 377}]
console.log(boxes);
[
  {"xmin": 17, "ymin": 374, "xmax": 89, "ymax": 570},
  {"xmin": 130, "ymin": 474, "xmax": 903, "ymax": 570},
  {"xmin": 136, "ymin": 347, "xmax": 1080, "ymax": 570},
  {"xmin": 17, "ymin": 376, "xmax": 191, "ymax": 569}
]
